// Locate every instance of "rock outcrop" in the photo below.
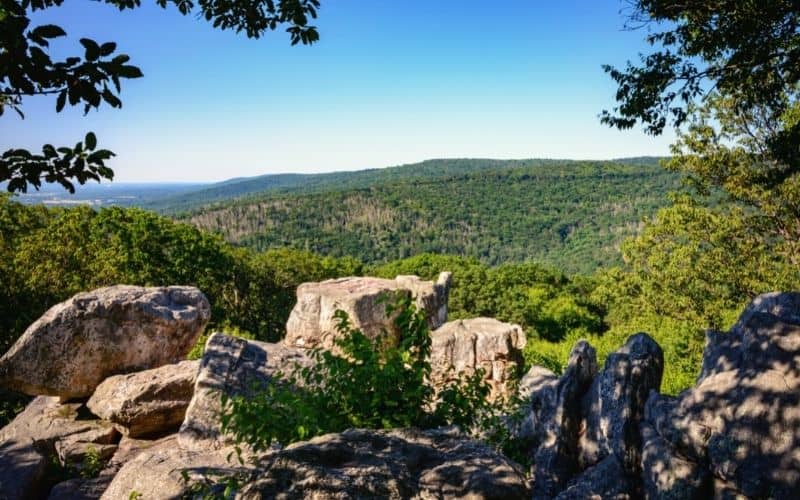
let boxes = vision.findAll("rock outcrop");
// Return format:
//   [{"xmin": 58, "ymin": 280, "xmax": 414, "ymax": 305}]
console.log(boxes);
[
  {"xmin": 529, "ymin": 340, "xmax": 598, "ymax": 499},
  {"xmin": 0, "ymin": 396, "xmax": 121, "ymax": 498},
  {"xmin": 430, "ymin": 317, "xmax": 526, "ymax": 400},
  {"xmin": 87, "ymin": 360, "xmax": 199, "ymax": 438},
  {"xmin": 2, "ymin": 284, "xmax": 800, "ymax": 500},
  {"xmin": 178, "ymin": 333, "xmax": 311, "ymax": 451},
  {"xmin": 0, "ymin": 286, "xmax": 210, "ymax": 399},
  {"xmin": 641, "ymin": 292, "xmax": 800, "ymax": 499},
  {"xmin": 284, "ymin": 273, "xmax": 451, "ymax": 350},
  {"xmin": 238, "ymin": 427, "xmax": 529, "ymax": 499},
  {"xmin": 578, "ymin": 332, "xmax": 664, "ymax": 473}
]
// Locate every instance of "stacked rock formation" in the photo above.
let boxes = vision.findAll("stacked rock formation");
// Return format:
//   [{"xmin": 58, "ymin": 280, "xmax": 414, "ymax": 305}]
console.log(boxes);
[{"xmin": 0, "ymin": 279, "xmax": 797, "ymax": 499}]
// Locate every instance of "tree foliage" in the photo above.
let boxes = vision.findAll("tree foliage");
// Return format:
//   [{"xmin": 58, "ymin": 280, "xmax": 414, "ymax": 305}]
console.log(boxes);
[
  {"xmin": 1, "ymin": 0, "xmax": 321, "ymax": 192},
  {"xmin": 220, "ymin": 296, "xmax": 499, "ymax": 451},
  {"xmin": 602, "ymin": 0, "xmax": 800, "ymax": 159}
]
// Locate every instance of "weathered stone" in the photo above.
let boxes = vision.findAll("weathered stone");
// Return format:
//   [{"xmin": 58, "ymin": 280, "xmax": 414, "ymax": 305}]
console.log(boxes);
[
  {"xmin": 516, "ymin": 365, "xmax": 559, "ymax": 442},
  {"xmin": 0, "ymin": 286, "xmax": 210, "ymax": 399},
  {"xmin": 47, "ymin": 471, "xmax": 117, "ymax": 500},
  {"xmin": 0, "ymin": 440, "xmax": 48, "ymax": 500},
  {"xmin": 101, "ymin": 435, "xmax": 249, "ymax": 500},
  {"xmin": 178, "ymin": 333, "xmax": 311, "ymax": 451},
  {"xmin": 430, "ymin": 317, "xmax": 526, "ymax": 400},
  {"xmin": 54, "ymin": 424, "xmax": 120, "ymax": 467},
  {"xmin": 640, "ymin": 423, "xmax": 708, "ymax": 499},
  {"xmin": 554, "ymin": 455, "xmax": 634, "ymax": 500},
  {"xmin": 237, "ymin": 427, "xmax": 529, "ymax": 499},
  {"xmin": 0, "ymin": 396, "xmax": 117, "ymax": 457},
  {"xmin": 87, "ymin": 360, "xmax": 198, "ymax": 437},
  {"xmin": 284, "ymin": 273, "xmax": 451, "ymax": 350},
  {"xmin": 643, "ymin": 292, "xmax": 800, "ymax": 499},
  {"xmin": 578, "ymin": 333, "xmax": 663, "ymax": 473},
  {"xmin": 531, "ymin": 340, "xmax": 597, "ymax": 499}
]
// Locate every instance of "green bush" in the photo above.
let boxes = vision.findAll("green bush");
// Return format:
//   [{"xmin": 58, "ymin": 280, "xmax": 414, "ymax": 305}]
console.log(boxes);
[{"xmin": 219, "ymin": 296, "xmax": 502, "ymax": 452}]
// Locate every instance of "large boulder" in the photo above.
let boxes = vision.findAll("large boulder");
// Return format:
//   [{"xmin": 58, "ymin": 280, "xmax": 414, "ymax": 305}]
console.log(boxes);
[
  {"xmin": 178, "ymin": 333, "xmax": 311, "ymax": 451},
  {"xmin": 531, "ymin": 340, "xmax": 597, "ymax": 499},
  {"xmin": 643, "ymin": 292, "xmax": 800, "ymax": 498},
  {"xmin": 237, "ymin": 427, "xmax": 530, "ymax": 499},
  {"xmin": 554, "ymin": 454, "xmax": 634, "ymax": 500},
  {"xmin": 430, "ymin": 317, "xmax": 526, "ymax": 401},
  {"xmin": 578, "ymin": 333, "xmax": 664, "ymax": 473},
  {"xmin": 87, "ymin": 360, "xmax": 199, "ymax": 438},
  {"xmin": 0, "ymin": 286, "xmax": 210, "ymax": 399},
  {"xmin": 284, "ymin": 273, "xmax": 451, "ymax": 350}
]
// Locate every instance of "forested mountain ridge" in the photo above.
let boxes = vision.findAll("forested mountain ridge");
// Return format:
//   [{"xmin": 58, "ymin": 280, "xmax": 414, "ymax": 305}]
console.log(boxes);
[
  {"xmin": 181, "ymin": 159, "xmax": 680, "ymax": 274},
  {"xmin": 147, "ymin": 157, "xmax": 666, "ymax": 214}
]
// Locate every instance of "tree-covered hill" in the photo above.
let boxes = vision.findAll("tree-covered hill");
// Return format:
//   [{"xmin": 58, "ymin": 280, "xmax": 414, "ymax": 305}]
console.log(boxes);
[
  {"xmin": 146, "ymin": 157, "xmax": 666, "ymax": 214},
  {"xmin": 181, "ymin": 159, "xmax": 681, "ymax": 274}
]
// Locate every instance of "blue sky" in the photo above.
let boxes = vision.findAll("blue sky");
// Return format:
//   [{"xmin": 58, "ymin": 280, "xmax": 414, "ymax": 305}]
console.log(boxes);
[{"xmin": 2, "ymin": 0, "xmax": 675, "ymax": 182}]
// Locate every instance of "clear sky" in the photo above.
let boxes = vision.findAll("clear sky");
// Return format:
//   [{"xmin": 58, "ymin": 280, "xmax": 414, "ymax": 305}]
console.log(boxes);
[{"xmin": 2, "ymin": 0, "xmax": 675, "ymax": 182}]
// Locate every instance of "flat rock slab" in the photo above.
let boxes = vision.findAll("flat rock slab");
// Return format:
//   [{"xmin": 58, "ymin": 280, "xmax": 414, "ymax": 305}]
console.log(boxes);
[
  {"xmin": 430, "ymin": 317, "xmax": 526, "ymax": 400},
  {"xmin": 0, "ymin": 285, "xmax": 210, "ymax": 399},
  {"xmin": 178, "ymin": 333, "xmax": 311, "ymax": 451},
  {"xmin": 87, "ymin": 360, "xmax": 199, "ymax": 438},
  {"xmin": 284, "ymin": 273, "xmax": 451, "ymax": 350},
  {"xmin": 238, "ymin": 427, "xmax": 530, "ymax": 499}
]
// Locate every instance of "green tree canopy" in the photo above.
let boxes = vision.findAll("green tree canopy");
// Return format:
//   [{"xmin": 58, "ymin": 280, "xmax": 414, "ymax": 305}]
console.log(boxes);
[
  {"xmin": 602, "ymin": 0, "xmax": 800, "ymax": 166},
  {"xmin": 1, "ymin": 0, "xmax": 321, "ymax": 193}
]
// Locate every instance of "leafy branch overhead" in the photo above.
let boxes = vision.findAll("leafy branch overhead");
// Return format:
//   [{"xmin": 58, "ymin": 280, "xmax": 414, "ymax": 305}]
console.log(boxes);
[
  {"xmin": 601, "ymin": 0, "xmax": 800, "ymax": 145},
  {"xmin": 1, "ymin": 0, "xmax": 321, "ymax": 193}
]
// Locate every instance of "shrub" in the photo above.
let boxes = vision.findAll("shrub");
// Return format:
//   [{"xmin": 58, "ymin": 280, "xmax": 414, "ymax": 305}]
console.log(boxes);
[{"xmin": 219, "ymin": 296, "xmax": 504, "ymax": 452}]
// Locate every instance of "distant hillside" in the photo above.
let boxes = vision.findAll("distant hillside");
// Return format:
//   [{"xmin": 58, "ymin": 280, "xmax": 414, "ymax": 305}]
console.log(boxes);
[
  {"xmin": 147, "ymin": 159, "xmax": 589, "ymax": 213},
  {"xmin": 178, "ymin": 159, "xmax": 681, "ymax": 274}
]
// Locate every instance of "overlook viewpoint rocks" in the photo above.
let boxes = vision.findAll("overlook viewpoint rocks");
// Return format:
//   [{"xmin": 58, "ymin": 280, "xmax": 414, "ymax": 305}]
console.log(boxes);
[{"xmin": 0, "ymin": 279, "xmax": 797, "ymax": 499}]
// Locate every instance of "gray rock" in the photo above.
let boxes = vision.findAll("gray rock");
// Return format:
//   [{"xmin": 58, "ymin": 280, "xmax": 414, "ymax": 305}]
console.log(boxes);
[
  {"xmin": 531, "ymin": 340, "xmax": 597, "ymax": 499},
  {"xmin": 178, "ymin": 333, "xmax": 311, "ymax": 451},
  {"xmin": 0, "ymin": 440, "xmax": 47, "ymax": 500},
  {"xmin": 47, "ymin": 471, "xmax": 117, "ymax": 500},
  {"xmin": 516, "ymin": 365, "xmax": 559, "ymax": 442},
  {"xmin": 87, "ymin": 360, "xmax": 198, "ymax": 437},
  {"xmin": 640, "ymin": 423, "xmax": 708, "ymax": 499},
  {"xmin": 100, "ymin": 435, "xmax": 249, "ymax": 500},
  {"xmin": 578, "ymin": 333, "xmax": 663, "ymax": 473},
  {"xmin": 430, "ymin": 317, "xmax": 526, "ymax": 401},
  {"xmin": 237, "ymin": 427, "xmax": 529, "ymax": 499},
  {"xmin": 284, "ymin": 273, "xmax": 451, "ymax": 350},
  {"xmin": 554, "ymin": 454, "xmax": 634, "ymax": 500},
  {"xmin": 54, "ymin": 424, "xmax": 119, "ymax": 468},
  {"xmin": 0, "ymin": 396, "xmax": 120, "ymax": 499},
  {"xmin": 643, "ymin": 292, "xmax": 800, "ymax": 498},
  {"xmin": 0, "ymin": 396, "xmax": 118, "ymax": 458},
  {"xmin": 0, "ymin": 286, "xmax": 210, "ymax": 399}
]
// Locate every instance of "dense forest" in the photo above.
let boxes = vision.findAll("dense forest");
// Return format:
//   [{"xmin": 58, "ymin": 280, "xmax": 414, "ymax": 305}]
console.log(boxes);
[{"xmin": 180, "ymin": 159, "xmax": 680, "ymax": 274}]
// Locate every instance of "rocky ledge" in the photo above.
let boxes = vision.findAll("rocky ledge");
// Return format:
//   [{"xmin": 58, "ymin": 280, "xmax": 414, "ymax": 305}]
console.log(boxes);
[{"xmin": 0, "ymin": 280, "xmax": 797, "ymax": 499}]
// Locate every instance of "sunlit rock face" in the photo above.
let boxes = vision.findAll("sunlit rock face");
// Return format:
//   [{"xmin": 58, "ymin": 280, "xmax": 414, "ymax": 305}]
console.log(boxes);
[
  {"xmin": 284, "ymin": 272, "xmax": 451, "ymax": 350},
  {"xmin": 0, "ymin": 285, "xmax": 210, "ymax": 399},
  {"xmin": 430, "ymin": 317, "xmax": 526, "ymax": 401}
]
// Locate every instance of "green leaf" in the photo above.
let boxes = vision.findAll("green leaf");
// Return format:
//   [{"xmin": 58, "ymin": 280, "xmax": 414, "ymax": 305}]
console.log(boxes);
[
  {"xmin": 80, "ymin": 38, "xmax": 100, "ymax": 61},
  {"xmin": 56, "ymin": 91, "xmax": 66, "ymax": 112},
  {"xmin": 85, "ymin": 132, "xmax": 97, "ymax": 150},
  {"xmin": 32, "ymin": 24, "xmax": 66, "ymax": 39},
  {"xmin": 117, "ymin": 65, "xmax": 143, "ymax": 79},
  {"xmin": 99, "ymin": 42, "xmax": 117, "ymax": 56}
]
